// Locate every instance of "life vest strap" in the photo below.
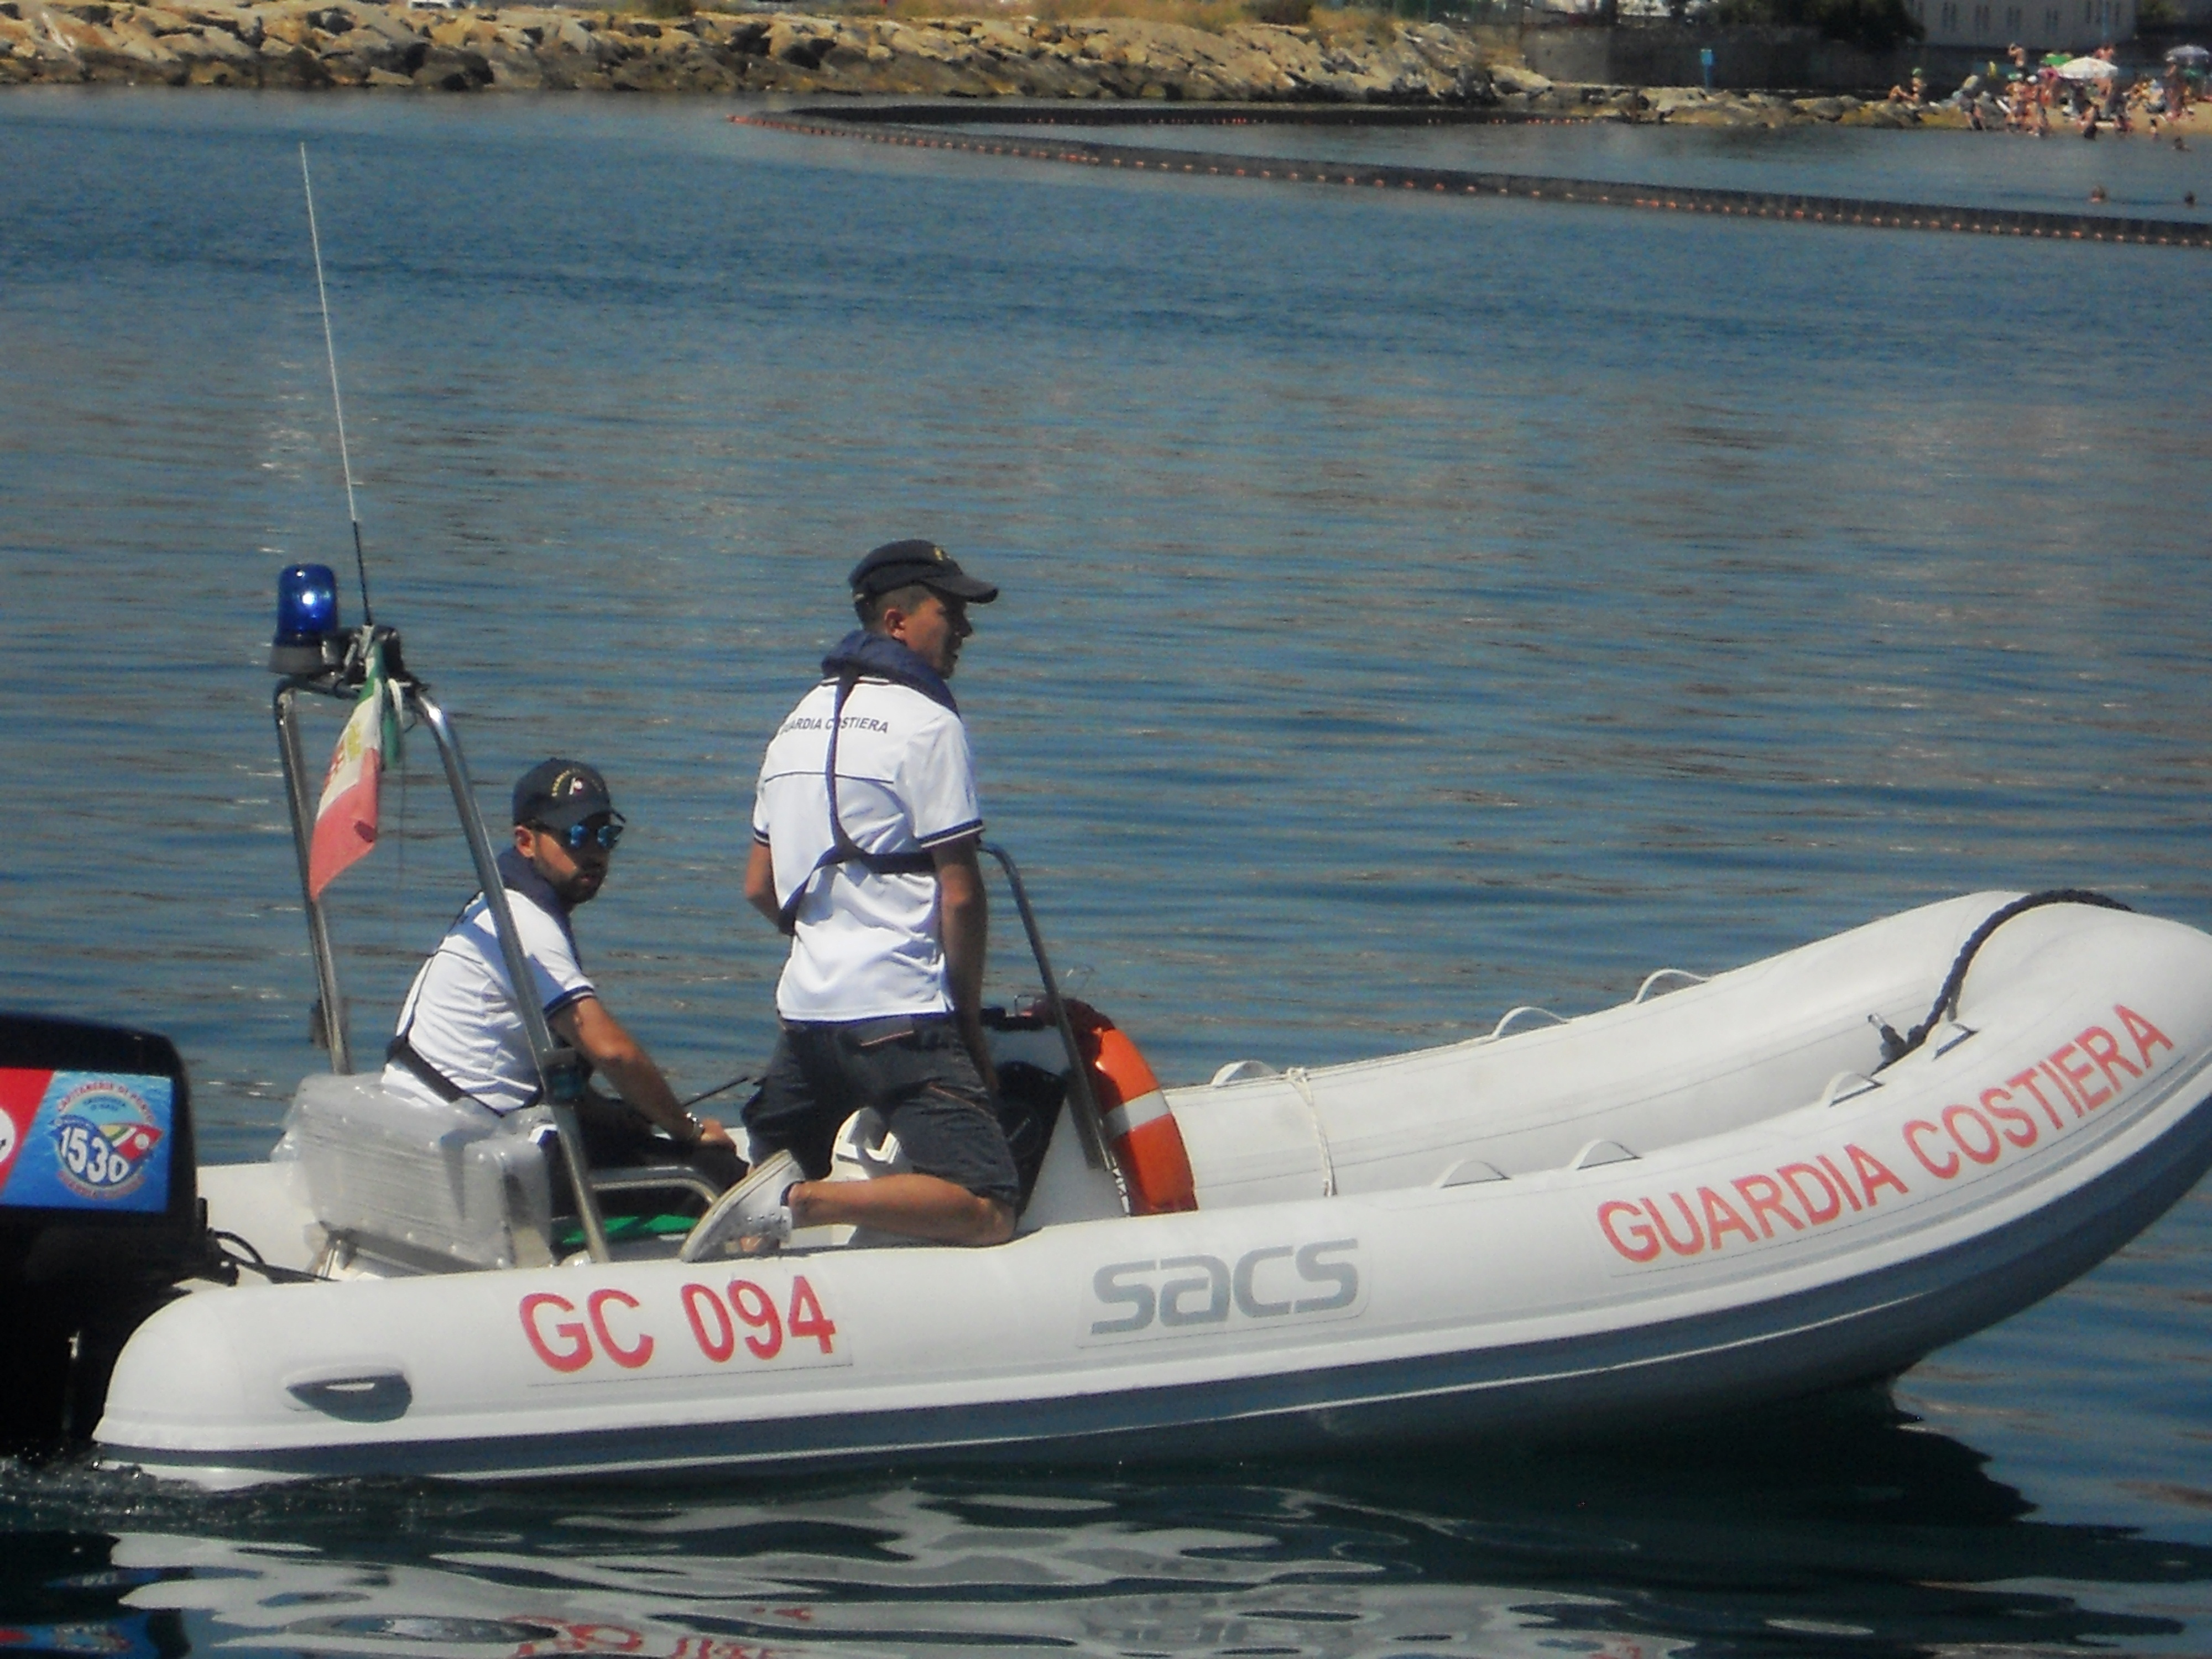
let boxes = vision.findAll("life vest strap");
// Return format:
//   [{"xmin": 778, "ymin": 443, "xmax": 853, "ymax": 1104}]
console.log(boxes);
[
  {"xmin": 386, "ymin": 1034, "xmax": 474, "ymax": 1104},
  {"xmin": 776, "ymin": 672, "xmax": 937, "ymax": 934}
]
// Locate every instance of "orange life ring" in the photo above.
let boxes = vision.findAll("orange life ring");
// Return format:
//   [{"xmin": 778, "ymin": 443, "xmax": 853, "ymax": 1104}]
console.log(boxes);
[{"xmin": 1065, "ymin": 1001, "xmax": 1197, "ymax": 1215}]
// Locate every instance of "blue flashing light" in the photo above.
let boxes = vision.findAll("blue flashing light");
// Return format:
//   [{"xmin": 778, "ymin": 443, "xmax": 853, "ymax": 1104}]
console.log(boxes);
[{"xmin": 275, "ymin": 564, "xmax": 340, "ymax": 646}]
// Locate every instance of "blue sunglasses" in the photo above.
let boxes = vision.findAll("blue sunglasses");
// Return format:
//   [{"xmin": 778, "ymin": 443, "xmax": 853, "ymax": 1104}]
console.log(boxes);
[{"xmin": 539, "ymin": 817, "xmax": 624, "ymax": 852}]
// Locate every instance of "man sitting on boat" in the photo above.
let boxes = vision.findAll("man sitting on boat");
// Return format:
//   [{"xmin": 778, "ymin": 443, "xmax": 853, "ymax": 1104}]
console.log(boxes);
[
  {"xmin": 382, "ymin": 759, "xmax": 740, "ymax": 1189},
  {"xmin": 692, "ymin": 540, "xmax": 1019, "ymax": 1252}
]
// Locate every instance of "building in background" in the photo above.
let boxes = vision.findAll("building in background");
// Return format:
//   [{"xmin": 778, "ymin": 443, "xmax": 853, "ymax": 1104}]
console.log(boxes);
[{"xmin": 1895, "ymin": 0, "xmax": 2134, "ymax": 49}]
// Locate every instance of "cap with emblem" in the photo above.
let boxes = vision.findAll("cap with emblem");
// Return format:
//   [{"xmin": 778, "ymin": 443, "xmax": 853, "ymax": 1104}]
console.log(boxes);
[
  {"xmin": 513, "ymin": 759, "xmax": 619, "ymax": 831},
  {"xmin": 848, "ymin": 539, "xmax": 999, "ymax": 606}
]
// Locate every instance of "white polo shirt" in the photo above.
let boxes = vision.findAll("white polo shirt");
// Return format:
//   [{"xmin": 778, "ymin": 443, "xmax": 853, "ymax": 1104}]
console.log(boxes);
[
  {"xmin": 753, "ymin": 675, "xmax": 982, "ymax": 1023},
  {"xmin": 381, "ymin": 888, "xmax": 595, "ymax": 1114}
]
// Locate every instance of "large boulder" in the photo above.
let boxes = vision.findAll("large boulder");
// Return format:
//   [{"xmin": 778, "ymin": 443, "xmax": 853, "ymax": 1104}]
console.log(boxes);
[
  {"xmin": 259, "ymin": 35, "xmax": 330, "ymax": 85},
  {"xmin": 410, "ymin": 41, "xmax": 486, "ymax": 88},
  {"xmin": 324, "ymin": 21, "xmax": 421, "ymax": 73},
  {"xmin": 1488, "ymin": 62, "xmax": 1552, "ymax": 96},
  {"xmin": 96, "ymin": 17, "xmax": 189, "ymax": 79},
  {"xmin": 175, "ymin": 3, "xmax": 264, "ymax": 46},
  {"xmin": 169, "ymin": 23, "xmax": 260, "ymax": 64},
  {"xmin": 764, "ymin": 17, "xmax": 828, "ymax": 67}
]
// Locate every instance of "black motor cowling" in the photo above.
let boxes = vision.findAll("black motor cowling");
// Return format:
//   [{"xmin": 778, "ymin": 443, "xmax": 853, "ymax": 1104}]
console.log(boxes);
[{"xmin": 0, "ymin": 1012, "xmax": 207, "ymax": 1451}]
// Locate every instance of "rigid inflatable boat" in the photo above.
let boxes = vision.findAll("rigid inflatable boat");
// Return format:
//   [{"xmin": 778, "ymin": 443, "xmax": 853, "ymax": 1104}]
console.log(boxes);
[{"xmin": 8, "ymin": 579, "xmax": 2211, "ymax": 1488}]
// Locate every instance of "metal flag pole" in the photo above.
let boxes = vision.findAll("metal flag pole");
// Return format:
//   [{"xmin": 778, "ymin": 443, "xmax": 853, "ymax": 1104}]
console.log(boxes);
[{"xmin": 300, "ymin": 143, "xmax": 374, "ymax": 628}]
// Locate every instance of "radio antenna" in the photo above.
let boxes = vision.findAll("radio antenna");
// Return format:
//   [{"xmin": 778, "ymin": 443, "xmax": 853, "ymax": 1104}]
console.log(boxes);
[{"xmin": 299, "ymin": 142, "xmax": 373, "ymax": 627}]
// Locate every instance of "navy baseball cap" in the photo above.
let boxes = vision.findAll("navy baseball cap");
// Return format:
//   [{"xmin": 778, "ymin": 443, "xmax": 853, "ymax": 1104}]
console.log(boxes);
[
  {"xmin": 513, "ymin": 759, "xmax": 619, "ymax": 831},
  {"xmin": 848, "ymin": 540, "xmax": 999, "ymax": 606}
]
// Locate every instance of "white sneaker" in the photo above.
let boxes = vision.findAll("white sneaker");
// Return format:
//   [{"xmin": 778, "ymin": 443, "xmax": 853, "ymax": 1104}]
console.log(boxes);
[
  {"xmin": 828, "ymin": 1108, "xmax": 909, "ymax": 1183},
  {"xmin": 678, "ymin": 1149, "xmax": 800, "ymax": 1261}
]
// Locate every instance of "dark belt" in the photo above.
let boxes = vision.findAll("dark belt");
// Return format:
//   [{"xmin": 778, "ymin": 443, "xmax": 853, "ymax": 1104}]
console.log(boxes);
[{"xmin": 780, "ymin": 1012, "xmax": 954, "ymax": 1044}]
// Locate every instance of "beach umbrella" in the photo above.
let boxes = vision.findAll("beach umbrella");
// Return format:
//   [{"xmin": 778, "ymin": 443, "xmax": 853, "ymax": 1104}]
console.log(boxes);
[
  {"xmin": 2166, "ymin": 44, "xmax": 2210, "ymax": 65},
  {"xmin": 2057, "ymin": 56, "xmax": 2120, "ymax": 81}
]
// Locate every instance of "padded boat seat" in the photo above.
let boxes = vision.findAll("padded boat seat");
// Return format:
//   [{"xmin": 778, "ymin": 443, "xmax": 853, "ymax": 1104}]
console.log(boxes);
[
  {"xmin": 278, "ymin": 1074, "xmax": 556, "ymax": 1272},
  {"xmin": 280, "ymin": 1077, "xmax": 731, "ymax": 1272}
]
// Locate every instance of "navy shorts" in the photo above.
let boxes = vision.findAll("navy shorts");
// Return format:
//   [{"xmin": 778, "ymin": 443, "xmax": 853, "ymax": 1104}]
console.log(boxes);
[{"xmin": 743, "ymin": 1014, "xmax": 1021, "ymax": 1209}]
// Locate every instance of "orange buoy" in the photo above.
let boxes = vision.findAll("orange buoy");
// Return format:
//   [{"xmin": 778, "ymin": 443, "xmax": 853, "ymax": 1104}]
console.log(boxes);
[{"xmin": 1065, "ymin": 1002, "xmax": 1197, "ymax": 1215}]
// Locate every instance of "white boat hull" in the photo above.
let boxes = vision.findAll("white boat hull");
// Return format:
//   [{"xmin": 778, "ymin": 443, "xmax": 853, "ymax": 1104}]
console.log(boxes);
[{"xmin": 95, "ymin": 894, "xmax": 2212, "ymax": 1486}]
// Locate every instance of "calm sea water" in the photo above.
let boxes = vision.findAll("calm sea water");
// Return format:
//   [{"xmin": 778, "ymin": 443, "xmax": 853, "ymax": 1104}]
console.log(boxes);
[{"xmin": 2, "ymin": 87, "xmax": 2208, "ymax": 1657}]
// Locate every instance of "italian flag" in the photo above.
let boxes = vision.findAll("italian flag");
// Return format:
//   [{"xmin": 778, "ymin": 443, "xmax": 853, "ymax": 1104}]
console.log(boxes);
[{"xmin": 307, "ymin": 640, "xmax": 400, "ymax": 899}]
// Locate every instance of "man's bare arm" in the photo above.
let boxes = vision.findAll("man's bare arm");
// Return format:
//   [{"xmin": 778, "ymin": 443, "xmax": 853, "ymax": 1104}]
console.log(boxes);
[
  {"xmin": 744, "ymin": 839, "xmax": 784, "ymax": 928},
  {"xmin": 931, "ymin": 835, "xmax": 997, "ymax": 1095},
  {"xmin": 552, "ymin": 996, "xmax": 729, "ymax": 1149}
]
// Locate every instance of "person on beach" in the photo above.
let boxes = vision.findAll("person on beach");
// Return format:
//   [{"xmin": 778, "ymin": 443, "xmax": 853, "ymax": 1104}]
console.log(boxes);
[
  {"xmin": 382, "ymin": 759, "xmax": 741, "ymax": 1189},
  {"xmin": 692, "ymin": 540, "xmax": 1020, "ymax": 1254}
]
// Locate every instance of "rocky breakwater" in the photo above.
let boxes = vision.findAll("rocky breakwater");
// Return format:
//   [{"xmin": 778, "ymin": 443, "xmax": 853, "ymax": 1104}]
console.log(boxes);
[
  {"xmin": 1487, "ymin": 65, "xmax": 1922, "ymax": 127},
  {"xmin": 0, "ymin": 1, "xmax": 1496, "ymax": 100}
]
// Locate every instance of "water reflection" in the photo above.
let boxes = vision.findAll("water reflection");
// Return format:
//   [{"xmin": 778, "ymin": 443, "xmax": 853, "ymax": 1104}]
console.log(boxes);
[{"xmin": 4, "ymin": 1395, "xmax": 2204, "ymax": 1657}]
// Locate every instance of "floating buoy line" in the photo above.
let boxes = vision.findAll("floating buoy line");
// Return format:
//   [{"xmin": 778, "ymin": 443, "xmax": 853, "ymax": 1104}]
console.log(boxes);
[{"xmin": 733, "ymin": 105, "xmax": 2212, "ymax": 251}]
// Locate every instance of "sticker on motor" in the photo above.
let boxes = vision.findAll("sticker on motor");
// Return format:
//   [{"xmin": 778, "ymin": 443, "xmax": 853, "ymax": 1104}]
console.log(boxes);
[{"xmin": 0, "ymin": 1070, "xmax": 174, "ymax": 1213}]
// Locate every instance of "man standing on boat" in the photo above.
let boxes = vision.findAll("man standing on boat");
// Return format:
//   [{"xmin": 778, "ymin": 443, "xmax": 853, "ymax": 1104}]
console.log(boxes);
[
  {"xmin": 699, "ymin": 539, "xmax": 1019, "ymax": 1251},
  {"xmin": 382, "ymin": 759, "xmax": 740, "ymax": 1188}
]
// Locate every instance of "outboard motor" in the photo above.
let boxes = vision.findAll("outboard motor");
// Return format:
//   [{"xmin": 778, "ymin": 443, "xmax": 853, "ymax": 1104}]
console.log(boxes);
[{"xmin": 0, "ymin": 1013, "xmax": 206, "ymax": 1450}]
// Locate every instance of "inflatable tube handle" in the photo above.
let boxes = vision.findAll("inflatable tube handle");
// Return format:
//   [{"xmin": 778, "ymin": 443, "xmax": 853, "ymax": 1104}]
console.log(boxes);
[
  {"xmin": 1487, "ymin": 1006, "xmax": 1567, "ymax": 1041},
  {"xmin": 1633, "ymin": 968, "xmax": 1710, "ymax": 1004},
  {"xmin": 1817, "ymin": 1071, "xmax": 1882, "ymax": 1110}
]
